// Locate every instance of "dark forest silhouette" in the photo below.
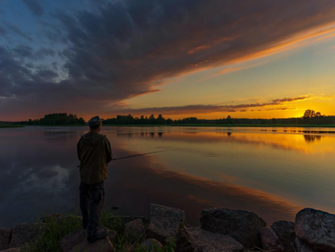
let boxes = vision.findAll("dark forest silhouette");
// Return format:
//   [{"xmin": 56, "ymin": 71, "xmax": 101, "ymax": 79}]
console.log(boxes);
[
  {"xmin": 20, "ymin": 113, "xmax": 85, "ymax": 125},
  {"xmin": 14, "ymin": 110, "xmax": 335, "ymax": 126}
]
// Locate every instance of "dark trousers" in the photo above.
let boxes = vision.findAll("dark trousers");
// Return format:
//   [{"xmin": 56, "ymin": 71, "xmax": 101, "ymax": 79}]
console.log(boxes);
[{"xmin": 79, "ymin": 180, "xmax": 105, "ymax": 237}]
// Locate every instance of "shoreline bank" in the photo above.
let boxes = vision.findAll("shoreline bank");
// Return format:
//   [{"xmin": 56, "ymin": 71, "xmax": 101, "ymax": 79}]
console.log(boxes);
[{"xmin": 1, "ymin": 204, "xmax": 334, "ymax": 252}]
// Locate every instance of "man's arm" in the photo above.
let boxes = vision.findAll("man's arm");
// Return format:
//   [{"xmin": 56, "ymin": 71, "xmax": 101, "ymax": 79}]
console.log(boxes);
[{"xmin": 104, "ymin": 138, "xmax": 113, "ymax": 163}]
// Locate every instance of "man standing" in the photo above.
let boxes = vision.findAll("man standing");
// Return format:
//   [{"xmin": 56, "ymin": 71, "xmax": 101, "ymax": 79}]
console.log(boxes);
[{"xmin": 77, "ymin": 116, "xmax": 112, "ymax": 243}]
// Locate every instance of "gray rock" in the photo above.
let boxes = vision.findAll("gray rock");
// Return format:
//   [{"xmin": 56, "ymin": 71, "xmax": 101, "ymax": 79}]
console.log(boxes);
[
  {"xmin": 200, "ymin": 208, "xmax": 266, "ymax": 248},
  {"xmin": 141, "ymin": 238, "xmax": 163, "ymax": 251},
  {"xmin": 260, "ymin": 227, "xmax": 285, "ymax": 252},
  {"xmin": 0, "ymin": 228, "xmax": 12, "ymax": 250},
  {"xmin": 9, "ymin": 223, "xmax": 46, "ymax": 248},
  {"xmin": 295, "ymin": 237, "xmax": 316, "ymax": 252},
  {"xmin": 147, "ymin": 204, "xmax": 185, "ymax": 244},
  {"xmin": 271, "ymin": 221, "xmax": 296, "ymax": 252},
  {"xmin": 69, "ymin": 237, "xmax": 115, "ymax": 252},
  {"xmin": 109, "ymin": 215, "xmax": 147, "ymax": 226},
  {"xmin": 59, "ymin": 228, "xmax": 87, "ymax": 252},
  {"xmin": 0, "ymin": 248, "xmax": 21, "ymax": 252},
  {"xmin": 124, "ymin": 218, "xmax": 146, "ymax": 242},
  {"xmin": 295, "ymin": 208, "xmax": 335, "ymax": 252},
  {"xmin": 187, "ymin": 226, "xmax": 244, "ymax": 252},
  {"xmin": 175, "ymin": 225, "xmax": 195, "ymax": 252},
  {"xmin": 59, "ymin": 227, "xmax": 116, "ymax": 252}
]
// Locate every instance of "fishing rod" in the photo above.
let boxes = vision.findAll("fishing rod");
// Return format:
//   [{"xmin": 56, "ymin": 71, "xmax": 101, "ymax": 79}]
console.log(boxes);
[
  {"xmin": 111, "ymin": 149, "xmax": 170, "ymax": 161},
  {"xmin": 77, "ymin": 149, "xmax": 172, "ymax": 167}
]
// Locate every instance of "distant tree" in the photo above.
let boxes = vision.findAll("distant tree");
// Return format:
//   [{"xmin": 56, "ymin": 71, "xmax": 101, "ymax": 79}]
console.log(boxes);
[
  {"xmin": 226, "ymin": 115, "xmax": 233, "ymax": 124},
  {"xmin": 157, "ymin": 114, "xmax": 165, "ymax": 124},
  {"xmin": 21, "ymin": 113, "xmax": 85, "ymax": 125},
  {"xmin": 315, "ymin": 112, "xmax": 322, "ymax": 117},
  {"xmin": 303, "ymin": 109, "xmax": 316, "ymax": 118}
]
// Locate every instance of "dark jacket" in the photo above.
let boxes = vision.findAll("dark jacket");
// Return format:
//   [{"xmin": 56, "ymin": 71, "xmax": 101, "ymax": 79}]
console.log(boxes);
[{"xmin": 77, "ymin": 132, "xmax": 112, "ymax": 184}]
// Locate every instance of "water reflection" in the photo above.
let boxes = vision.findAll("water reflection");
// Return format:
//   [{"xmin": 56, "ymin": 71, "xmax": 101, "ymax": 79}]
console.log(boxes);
[
  {"xmin": 303, "ymin": 134, "xmax": 322, "ymax": 142},
  {"xmin": 117, "ymin": 132, "xmax": 165, "ymax": 138},
  {"xmin": 0, "ymin": 126, "xmax": 334, "ymax": 228}
]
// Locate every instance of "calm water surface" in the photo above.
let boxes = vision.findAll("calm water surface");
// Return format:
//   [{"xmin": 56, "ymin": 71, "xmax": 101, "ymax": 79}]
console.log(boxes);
[{"xmin": 1, "ymin": 126, "xmax": 334, "ymax": 228}]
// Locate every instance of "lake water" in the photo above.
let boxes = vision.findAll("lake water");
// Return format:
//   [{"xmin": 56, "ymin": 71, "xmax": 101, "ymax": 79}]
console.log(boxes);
[{"xmin": 1, "ymin": 126, "xmax": 334, "ymax": 228}]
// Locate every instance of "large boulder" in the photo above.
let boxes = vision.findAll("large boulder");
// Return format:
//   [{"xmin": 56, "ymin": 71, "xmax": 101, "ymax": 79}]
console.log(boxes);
[
  {"xmin": 0, "ymin": 228, "xmax": 12, "ymax": 250},
  {"xmin": 59, "ymin": 227, "xmax": 116, "ymax": 252},
  {"xmin": 187, "ymin": 226, "xmax": 244, "ymax": 252},
  {"xmin": 69, "ymin": 237, "xmax": 115, "ymax": 252},
  {"xmin": 260, "ymin": 227, "xmax": 285, "ymax": 252},
  {"xmin": 295, "ymin": 208, "xmax": 335, "ymax": 252},
  {"xmin": 59, "ymin": 228, "xmax": 87, "ymax": 252},
  {"xmin": 108, "ymin": 215, "xmax": 147, "ymax": 230},
  {"xmin": 147, "ymin": 204, "xmax": 185, "ymax": 244},
  {"xmin": 271, "ymin": 221, "xmax": 296, "ymax": 252},
  {"xmin": 124, "ymin": 218, "xmax": 146, "ymax": 242},
  {"xmin": 295, "ymin": 237, "xmax": 316, "ymax": 252},
  {"xmin": 200, "ymin": 208, "xmax": 266, "ymax": 248},
  {"xmin": 175, "ymin": 225, "xmax": 195, "ymax": 252},
  {"xmin": 9, "ymin": 223, "xmax": 46, "ymax": 248},
  {"xmin": 140, "ymin": 239, "xmax": 163, "ymax": 251},
  {"xmin": 0, "ymin": 248, "xmax": 21, "ymax": 252}
]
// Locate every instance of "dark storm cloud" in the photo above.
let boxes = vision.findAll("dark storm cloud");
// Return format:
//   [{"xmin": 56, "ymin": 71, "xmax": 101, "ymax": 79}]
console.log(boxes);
[
  {"xmin": 1, "ymin": 0, "xmax": 335, "ymax": 120},
  {"xmin": 21, "ymin": 0, "xmax": 44, "ymax": 17},
  {"xmin": 5, "ymin": 22, "xmax": 33, "ymax": 41},
  {"xmin": 35, "ymin": 47, "xmax": 56, "ymax": 59},
  {"xmin": 0, "ymin": 24, "xmax": 7, "ymax": 35},
  {"xmin": 55, "ymin": 0, "xmax": 335, "ymax": 102},
  {"xmin": 13, "ymin": 45, "xmax": 34, "ymax": 58}
]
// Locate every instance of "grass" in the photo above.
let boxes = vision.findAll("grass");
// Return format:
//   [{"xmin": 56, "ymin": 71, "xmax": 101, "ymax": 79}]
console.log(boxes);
[
  {"xmin": 21, "ymin": 208, "xmax": 175, "ymax": 252},
  {"xmin": 0, "ymin": 125, "xmax": 25, "ymax": 128},
  {"xmin": 21, "ymin": 214, "xmax": 82, "ymax": 252}
]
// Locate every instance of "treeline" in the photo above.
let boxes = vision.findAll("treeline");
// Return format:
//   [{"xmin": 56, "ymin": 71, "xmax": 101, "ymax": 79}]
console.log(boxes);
[
  {"xmin": 104, "ymin": 114, "xmax": 173, "ymax": 125},
  {"xmin": 103, "ymin": 114, "xmax": 335, "ymax": 125},
  {"xmin": 14, "ymin": 112, "xmax": 335, "ymax": 126},
  {"xmin": 19, "ymin": 113, "xmax": 85, "ymax": 125},
  {"xmin": 170, "ymin": 116, "xmax": 335, "ymax": 125}
]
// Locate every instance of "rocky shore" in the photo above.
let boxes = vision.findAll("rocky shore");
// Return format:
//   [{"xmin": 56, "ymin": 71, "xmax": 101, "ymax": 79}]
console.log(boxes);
[{"xmin": 0, "ymin": 204, "xmax": 334, "ymax": 252}]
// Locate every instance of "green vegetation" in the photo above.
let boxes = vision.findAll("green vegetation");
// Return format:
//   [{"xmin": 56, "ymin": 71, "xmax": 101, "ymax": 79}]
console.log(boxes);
[
  {"xmin": 104, "ymin": 114, "xmax": 173, "ymax": 125},
  {"xmin": 103, "ymin": 110, "xmax": 335, "ymax": 126},
  {"xmin": 19, "ymin": 113, "xmax": 86, "ymax": 126},
  {"xmin": 21, "ymin": 209, "xmax": 175, "ymax": 252},
  {"xmin": 21, "ymin": 214, "xmax": 82, "ymax": 252},
  {"xmin": 9, "ymin": 109, "xmax": 335, "ymax": 127}
]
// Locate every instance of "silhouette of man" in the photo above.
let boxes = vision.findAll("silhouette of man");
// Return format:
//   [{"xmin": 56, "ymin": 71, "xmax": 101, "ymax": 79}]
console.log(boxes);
[{"xmin": 77, "ymin": 116, "xmax": 112, "ymax": 243}]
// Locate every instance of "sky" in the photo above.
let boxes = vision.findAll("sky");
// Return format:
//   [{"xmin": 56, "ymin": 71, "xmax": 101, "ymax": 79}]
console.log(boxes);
[{"xmin": 1, "ymin": 0, "xmax": 335, "ymax": 121}]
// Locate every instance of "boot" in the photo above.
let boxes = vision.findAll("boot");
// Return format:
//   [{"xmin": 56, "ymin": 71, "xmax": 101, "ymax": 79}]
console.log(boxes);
[{"xmin": 87, "ymin": 230, "xmax": 108, "ymax": 243}]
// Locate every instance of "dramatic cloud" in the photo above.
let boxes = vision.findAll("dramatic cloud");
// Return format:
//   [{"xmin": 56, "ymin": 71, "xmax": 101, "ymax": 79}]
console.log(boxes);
[
  {"xmin": 0, "ymin": 24, "xmax": 7, "ymax": 36},
  {"xmin": 21, "ymin": 0, "xmax": 44, "ymax": 17},
  {"xmin": 1, "ymin": 0, "xmax": 335, "ymax": 120},
  {"xmin": 113, "ymin": 96, "xmax": 310, "ymax": 115},
  {"xmin": 4, "ymin": 22, "xmax": 32, "ymax": 41}
]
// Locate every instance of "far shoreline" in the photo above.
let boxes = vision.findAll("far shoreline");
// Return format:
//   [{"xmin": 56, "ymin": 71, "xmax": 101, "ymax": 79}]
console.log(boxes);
[{"xmin": 3, "ymin": 124, "xmax": 335, "ymax": 128}]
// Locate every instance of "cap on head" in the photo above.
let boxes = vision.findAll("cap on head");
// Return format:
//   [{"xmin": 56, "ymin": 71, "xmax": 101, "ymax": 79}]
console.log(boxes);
[{"xmin": 88, "ymin": 116, "xmax": 103, "ymax": 128}]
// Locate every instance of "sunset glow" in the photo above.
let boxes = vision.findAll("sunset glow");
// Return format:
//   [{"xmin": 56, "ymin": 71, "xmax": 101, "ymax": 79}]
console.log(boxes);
[{"xmin": 1, "ymin": 0, "xmax": 335, "ymax": 121}]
